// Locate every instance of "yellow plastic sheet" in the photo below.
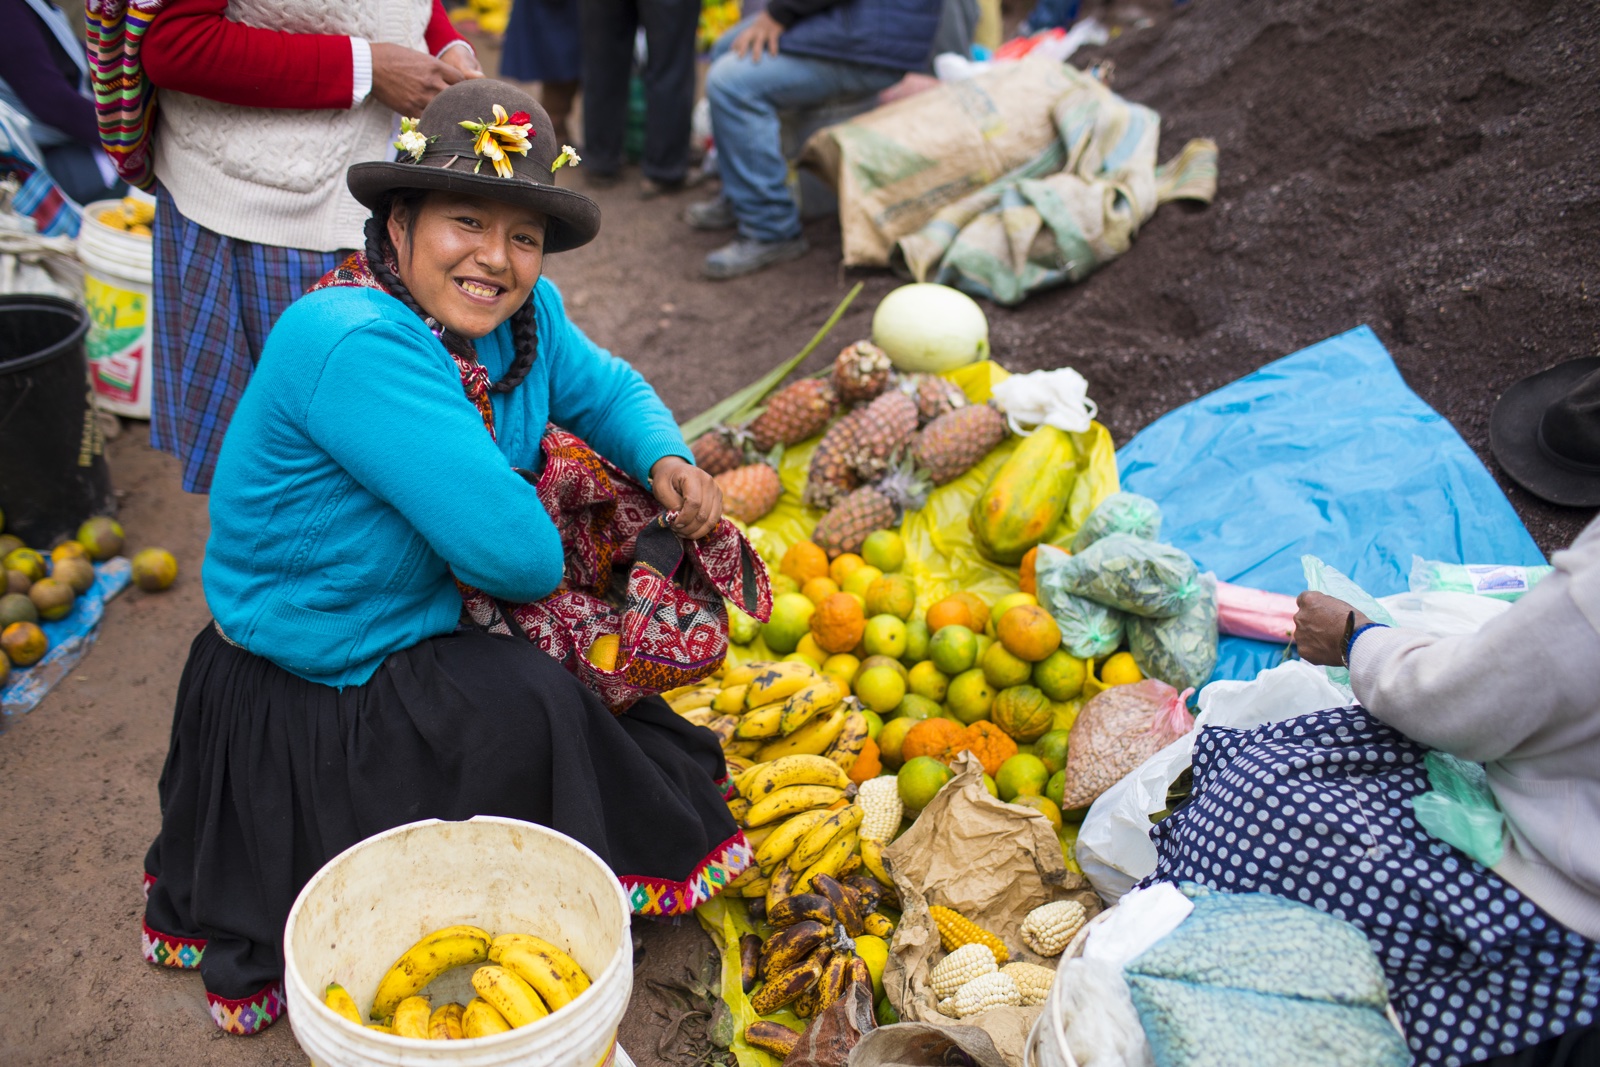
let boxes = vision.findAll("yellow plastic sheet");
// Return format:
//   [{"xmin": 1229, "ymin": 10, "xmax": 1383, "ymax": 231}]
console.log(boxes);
[
  {"xmin": 737, "ymin": 361, "xmax": 1121, "ymax": 624},
  {"xmin": 696, "ymin": 896, "xmax": 804, "ymax": 1067}
]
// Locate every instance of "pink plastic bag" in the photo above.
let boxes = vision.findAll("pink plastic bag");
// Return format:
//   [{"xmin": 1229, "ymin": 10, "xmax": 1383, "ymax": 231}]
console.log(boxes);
[
  {"xmin": 1060, "ymin": 680, "xmax": 1195, "ymax": 811},
  {"xmin": 1215, "ymin": 580, "xmax": 1297, "ymax": 643}
]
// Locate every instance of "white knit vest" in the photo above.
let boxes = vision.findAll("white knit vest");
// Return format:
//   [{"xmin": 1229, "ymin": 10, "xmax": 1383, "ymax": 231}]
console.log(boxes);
[{"xmin": 153, "ymin": 0, "xmax": 431, "ymax": 252}]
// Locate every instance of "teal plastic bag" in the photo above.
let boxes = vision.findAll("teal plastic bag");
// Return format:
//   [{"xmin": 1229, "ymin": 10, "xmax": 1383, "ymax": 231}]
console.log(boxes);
[
  {"xmin": 1056, "ymin": 534, "xmax": 1200, "ymax": 619},
  {"xmin": 1128, "ymin": 574, "xmax": 1218, "ymax": 692},
  {"xmin": 1409, "ymin": 557, "xmax": 1553, "ymax": 602},
  {"xmin": 1412, "ymin": 752, "xmax": 1505, "ymax": 867},
  {"xmin": 1035, "ymin": 544, "xmax": 1126, "ymax": 658},
  {"xmin": 1071, "ymin": 492, "xmax": 1163, "ymax": 552}
]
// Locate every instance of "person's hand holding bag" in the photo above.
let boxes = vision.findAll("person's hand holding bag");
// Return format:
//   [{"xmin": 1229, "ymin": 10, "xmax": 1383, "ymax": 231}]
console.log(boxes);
[{"xmin": 651, "ymin": 456, "xmax": 723, "ymax": 539}]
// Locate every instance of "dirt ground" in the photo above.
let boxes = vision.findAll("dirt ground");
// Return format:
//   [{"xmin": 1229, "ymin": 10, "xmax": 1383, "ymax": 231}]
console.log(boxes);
[{"xmin": 2, "ymin": 0, "xmax": 1597, "ymax": 1062}]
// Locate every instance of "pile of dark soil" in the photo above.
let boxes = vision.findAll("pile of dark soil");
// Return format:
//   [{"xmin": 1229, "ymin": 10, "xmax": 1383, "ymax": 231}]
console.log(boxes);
[{"xmin": 577, "ymin": 0, "xmax": 1597, "ymax": 555}]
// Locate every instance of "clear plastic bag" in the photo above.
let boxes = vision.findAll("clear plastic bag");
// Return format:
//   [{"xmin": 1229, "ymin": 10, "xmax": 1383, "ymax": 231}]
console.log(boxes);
[
  {"xmin": 1061, "ymin": 680, "xmax": 1194, "ymax": 811},
  {"xmin": 1412, "ymin": 751, "xmax": 1505, "ymax": 867},
  {"xmin": 1127, "ymin": 574, "xmax": 1218, "ymax": 692},
  {"xmin": 1071, "ymin": 493, "xmax": 1163, "ymax": 553},
  {"xmin": 1408, "ymin": 556, "xmax": 1553, "ymax": 602},
  {"xmin": 1036, "ymin": 544, "xmax": 1126, "ymax": 658},
  {"xmin": 1300, "ymin": 555, "xmax": 1396, "ymax": 692},
  {"xmin": 1053, "ymin": 535, "xmax": 1199, "ymax": 619}
]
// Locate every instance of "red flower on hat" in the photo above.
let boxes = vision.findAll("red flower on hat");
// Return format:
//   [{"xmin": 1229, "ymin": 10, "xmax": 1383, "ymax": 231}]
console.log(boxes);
[{"xmin": 510, "ymin": 111, "xmax": 532, "ymax": 127}]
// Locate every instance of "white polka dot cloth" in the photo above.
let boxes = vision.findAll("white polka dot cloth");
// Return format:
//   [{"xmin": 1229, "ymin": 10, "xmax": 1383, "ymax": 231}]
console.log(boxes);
[{"xmin": 1140, "ymin": 706, "xmax": 1600, "ymax": 1065}]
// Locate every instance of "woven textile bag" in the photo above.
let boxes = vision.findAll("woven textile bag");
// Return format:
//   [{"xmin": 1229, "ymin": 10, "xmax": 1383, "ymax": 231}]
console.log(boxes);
[{"xmin": 460, "ymin": 427, "xmax": 772, "ymax": 711}]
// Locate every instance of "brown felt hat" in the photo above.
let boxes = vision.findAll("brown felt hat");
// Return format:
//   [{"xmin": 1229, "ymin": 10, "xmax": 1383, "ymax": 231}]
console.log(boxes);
[{"xmin": 347, "ymin": 79, "xmax": 600, "ymax": 253}]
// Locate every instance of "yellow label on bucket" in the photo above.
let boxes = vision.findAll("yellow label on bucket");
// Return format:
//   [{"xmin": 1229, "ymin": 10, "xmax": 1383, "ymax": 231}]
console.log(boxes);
[{"xmin": 84, "ymin": 275, "xmax": 148, "ymax": 405}]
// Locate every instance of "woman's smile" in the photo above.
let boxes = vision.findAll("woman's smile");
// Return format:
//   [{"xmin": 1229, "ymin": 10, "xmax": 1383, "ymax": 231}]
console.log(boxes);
[{"xmin": 388, "ymin": 191, "xmax": 548, "ymax": 339}]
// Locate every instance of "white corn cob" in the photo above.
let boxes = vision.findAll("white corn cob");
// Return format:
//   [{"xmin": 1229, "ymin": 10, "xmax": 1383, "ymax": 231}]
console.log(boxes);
[
  {"xmin": 1001, "ymin": 962, "xmax": 1055, "ymax": 1006},
  {"xmin": 1020, "ymin": 900, "xmax": 1088, "ymax": 957},
  {"xmin": 857, "ymin": 776, "xmax": 904, "ymax": 842},
  {"xmin": 950, "ymin": 971, "xmax": 1021, "ymax": 1017},
  {"xmin": 930, "ymin": 943, "xmax": 997, "ymax": 999}
]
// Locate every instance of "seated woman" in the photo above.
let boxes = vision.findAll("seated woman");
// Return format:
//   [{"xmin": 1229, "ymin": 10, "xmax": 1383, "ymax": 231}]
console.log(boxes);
[
  {"xmin": 1143, "ymin": 515, "xmax": 1599, "ymax": 1065},
  {"xmin": 141, "ymin": 81, "xmax": 750, "ymax": 1034}
]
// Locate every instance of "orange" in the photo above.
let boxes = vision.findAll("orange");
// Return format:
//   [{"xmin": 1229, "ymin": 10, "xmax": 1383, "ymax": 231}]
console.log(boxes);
[
  {"xmin": 901, "ymin": 718, "xmax": 966, "ymax": 764},
  {"xmin": 897, "ymin": 756, "xmax": 954, "ymax": 813},
  {"xmin": 829, "ymin": 552, "xmax": 867, "ymax": 585},
  {"xmin": 981, "ymin": 642, "xmax": 1033, "ymax": 688},
  {"xmin": 586, "ymin": 634, "xmax": 620, "ymax": 671},
  {"xmin": 2, "ymin": 620, "xmax": 47, "ymax": 667},
  {"xmin": 907, "ymin": 660, "xmax": 949, "ymax": 702},
  {"xmin": 862, "ymin": 615, "xmax": 907, "ymax": 659},
  {"xmin": 951, "ymin": 591, "xmax": 990, "ymax": 634},
  {"xmin": 1018, "ymin": 546, "xmax": 1039, "ymax": 596},
  {"xmin": 822, "ymin": 653, "xmax": 861, "ymax": 686},
  {"xmin": 3, "ymin": 548, "xmax": 44, "ymax": 583},
  {"xmin": 863, "ymin": 574, "xmax": 916, "ymax": 620},
  {"xmin": 762, "ymin": 592, "xmax": 816, "ymax": 654},
  {"xmin": 903, "ymin": 617, "xmax": 930, "ymax": 663},
  {"xmin": 855, "ymin": 666, "xmax": 907, "ymax": 714},
  {"xmin": 50, "ymin": 541, "xmax": 88, "ymax": 565},
  {"xmin": 1100, "ymin": 651, "xmax": 1144, "ymax": 687},
  {"xmin": 988, "ymin": 593, "xmax": 1038, "ymax": 635},
  {"xmin": 811, "ymin": 592, "xmax": 867, "ymax": 654},
  {"xmin": 1032, "ymin": 650, "xmax": 1087, "ymax": 701},
  {"xmin": 927, "ymin": 625, "xmax": 978, "ymax": 675},
  {"xmin": 801, "ymin": 576, "xmax": 841, "ymax": 605},
  {"xmin": 781, "ymin": 541, "xmax": 830, "ymax": 584},
  {"xmin": 131, "ymin": 547, "xmax": 178, "ymax": 592},
  {"xmin": 852, "ymin": 654, "xmax": 908, "ymax": 685},
  {"xmin": 848, "ymin": 737, "xmax": 883, "ymax": 783},
  {"xmin": 27, "ymin": 578, "xmax": 75, "ymax": 621},
  {"xmin": 841, "ymin": 565, "xmax": 883, "ymax": 599},
  {"xmin": 796, "ymin": 633, "xmax": 828, "ymax": 665},
  {"xmin": 924, "ymin": 596, "xmax": 975, "ymax": 634},
  {"xmin": 961, "ymin": 720, "xmax": 1018, "ymax": 776},
  {"xmin": 995, "ymin": 753, "xmax": 1049, "ymax": 801},
  {"xmin": 1010, "ymin": 794, "xmax": 1063, "ymax": 829},
  {"xmin": 996, "ymin": 604, "xmax": 1061, "ymax": 662},
  {"xmin": 877, "ymin": 716, "xmax": 918, "ymax": 768},
  {"xmin": 1035, "ymin": 729, "xmax": 1071, "ymax": 776},
  {"xmin": 946, "ymin": 669, "xmax": 996, "ymax": 725},
  {"xmin": 76, "ymin": 516, "xmax": 124, "ymax": 561}
]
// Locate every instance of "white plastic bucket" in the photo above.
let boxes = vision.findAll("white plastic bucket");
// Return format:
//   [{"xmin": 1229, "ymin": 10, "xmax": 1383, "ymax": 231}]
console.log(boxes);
[
  {"xmin": 284, "ymin": 816, "xmax": 633, "ymax": 1067},
  {"xmin": 76, "ymin": 194, "xmax": 154, "ymax": 418}
]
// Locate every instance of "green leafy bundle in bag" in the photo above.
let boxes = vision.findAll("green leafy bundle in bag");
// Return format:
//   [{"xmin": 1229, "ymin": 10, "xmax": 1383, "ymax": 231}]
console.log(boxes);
[
  {"xmin": 1054, "ymin": 534, "xmax": 1199, "ymax": 619},
  {"xmin": 1128, "ymin": 574, "xmax": 1218, "ymax": 692}
]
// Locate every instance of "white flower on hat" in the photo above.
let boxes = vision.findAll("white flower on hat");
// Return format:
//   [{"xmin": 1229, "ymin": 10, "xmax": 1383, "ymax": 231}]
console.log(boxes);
[{"xmin": 394, "ymin": 116, "xmax": 429, "ymax": 163}]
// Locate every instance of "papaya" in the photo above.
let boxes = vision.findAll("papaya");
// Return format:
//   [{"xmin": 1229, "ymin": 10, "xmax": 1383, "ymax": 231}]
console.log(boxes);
[{"xmin": 969, "ymin": 427, "xmax": 1078, "ymax": 564}]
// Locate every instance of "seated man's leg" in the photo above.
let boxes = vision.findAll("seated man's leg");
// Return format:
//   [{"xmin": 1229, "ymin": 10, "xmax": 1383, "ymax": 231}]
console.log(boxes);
[{"xmin": 701, "ymin": 48, "xmax": 899, "ymax": 276}]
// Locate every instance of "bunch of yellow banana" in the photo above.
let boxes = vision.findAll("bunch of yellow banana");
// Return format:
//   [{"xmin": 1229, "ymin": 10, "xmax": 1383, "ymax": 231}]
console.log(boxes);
[{"xmin": 321, "ymin": 927, "xmax": 592, "ymax": 1039}]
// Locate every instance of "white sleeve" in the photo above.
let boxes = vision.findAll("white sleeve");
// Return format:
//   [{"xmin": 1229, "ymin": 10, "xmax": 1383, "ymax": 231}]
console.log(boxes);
[
  {"xmin": 350, "ymin": 37, "xmax": 373, "ymax": 106},
  {"xmin": 437, "ymin": 38, "xmax": 474, "ymax": 60}
]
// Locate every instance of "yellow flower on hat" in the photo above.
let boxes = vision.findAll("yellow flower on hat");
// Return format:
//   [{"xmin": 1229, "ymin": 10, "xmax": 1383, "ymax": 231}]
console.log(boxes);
[{"xmin": 459, "ymin": 104, "xmax": 535, "ymax": 179}]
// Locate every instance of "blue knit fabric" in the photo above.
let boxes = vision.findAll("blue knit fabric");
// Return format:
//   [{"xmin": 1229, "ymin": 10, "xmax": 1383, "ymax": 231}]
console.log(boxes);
[{"xmin": 202, "ymin": 279, "xmax": 692, "ymax": 688}]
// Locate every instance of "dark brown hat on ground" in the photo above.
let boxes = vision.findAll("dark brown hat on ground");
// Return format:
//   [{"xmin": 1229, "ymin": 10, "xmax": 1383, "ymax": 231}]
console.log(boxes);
[
  {"xmin": 1489, "ymin": 357, "xmax": 1600, "ymax": 507},
  {"xmin": 348, "ymin": 79, "xmax": 600, "ymax": 253}
]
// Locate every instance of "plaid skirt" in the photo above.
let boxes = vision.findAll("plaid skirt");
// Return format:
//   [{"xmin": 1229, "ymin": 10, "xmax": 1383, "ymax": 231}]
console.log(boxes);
[
  {"xmin": 150, "ymin": 186, "xmax": 347, "ymax": 493},
  {"xmin": 1142, "ymin": 707, "xmax": 1600, "ymax": 1066}
]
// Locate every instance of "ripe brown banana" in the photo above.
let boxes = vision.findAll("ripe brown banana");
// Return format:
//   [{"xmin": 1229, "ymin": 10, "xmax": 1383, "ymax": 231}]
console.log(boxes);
[
  {"xmin": 793, "ymin": 984, "xmax": 819, "ymax": 1019},
  {"xmin": 759, "ymin": 919, "xmax": 830, "ymax": 978},
  {"xmin": 815, "ymin": 950, "xmax": 853, "ymax": 1012},
  {"xmin": 744, "ymin": 1021, "xmax": 802, "ymax": 1059},
  {"xmin": 739, "ymin": 933, "xmax": 762, "ymax": 993},
  {"xmin": 862, "ymin": 912, "xmax": 894, "ymax": 938},
  {"xmin": 846, "ymin": 954, "xmax": 873, "ymax": 994},
  {"xmin": 767, "ymin": 892, "xmax": 836, "ymax": 929},
  {"xmin": 727, "ymin": 796, "xmax": 752, "ymax": 824},
  {"xmin": 843, "ymin": 875, "xmax": 883, "ymax": 913},
  {"xmin": 706, "ymin": 715, "xmax": 739, "ymax": 745},
  {"xmin": 839, "ymin": 853, "xmax": 863, "ymax": 878},
  {"xmin": 859, "ymin": 837, "xmax": 895, "ymax": 890},
  {"xmin": 812, "ymin": 874, "xmax": 863, "ymax": 937},
  {"xmin": 750, "ymin": 945, "xmax": 828, "ymax": 1015}
]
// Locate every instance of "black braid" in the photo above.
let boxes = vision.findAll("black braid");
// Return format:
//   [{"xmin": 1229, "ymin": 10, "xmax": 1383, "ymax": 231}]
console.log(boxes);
[
  {"xmin": 492, "ymin": 294, "xmax": 538, "ymax": 394},
  {"xmin": 363, "ymin": 194, "xmax": 538, "ymax": 394}
]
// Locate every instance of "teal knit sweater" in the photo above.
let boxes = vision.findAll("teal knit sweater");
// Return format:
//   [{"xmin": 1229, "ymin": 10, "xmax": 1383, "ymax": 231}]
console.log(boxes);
[{"xmin": 202, "ymin": 279, "xmax": 693, "ymax": 688}]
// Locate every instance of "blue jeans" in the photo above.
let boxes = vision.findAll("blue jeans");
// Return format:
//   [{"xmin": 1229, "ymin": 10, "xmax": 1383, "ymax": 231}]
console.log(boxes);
[{"xmin": 706, "ymin": 22, "xmax": 901, "ymax": 242}]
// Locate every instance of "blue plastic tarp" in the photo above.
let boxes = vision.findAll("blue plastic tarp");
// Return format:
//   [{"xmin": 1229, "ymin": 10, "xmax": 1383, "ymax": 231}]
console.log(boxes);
[
  {"xmin": 1, "ymin": 558, "xmax": 131, "ymax": 720},
  {"xmin": 1116, "ymin": 326, "xmax": 1546, "ymax": 684}
]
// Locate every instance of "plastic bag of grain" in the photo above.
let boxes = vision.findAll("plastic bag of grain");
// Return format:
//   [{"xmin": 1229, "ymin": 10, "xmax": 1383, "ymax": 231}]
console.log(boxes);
[{"xmin": 1060, "ymin": 680, "xmax": 1194, "ymax": 811}]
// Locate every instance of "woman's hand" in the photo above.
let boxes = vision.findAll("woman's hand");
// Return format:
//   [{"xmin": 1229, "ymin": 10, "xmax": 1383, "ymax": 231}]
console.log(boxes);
[
  {"xmin": 651, "ymin": 457, "xmax": 723, "ymax": 540},
  {"xmin": 438, "ymin": 42, "xmax": 484, "ymax": 80},
  {"xmin": 1294, "ymin": 591, "xmax": 1370, "ymax": 666},
  {"xmin": 371, "ymin": 42, "xmax": 464, "ymax": 116}
]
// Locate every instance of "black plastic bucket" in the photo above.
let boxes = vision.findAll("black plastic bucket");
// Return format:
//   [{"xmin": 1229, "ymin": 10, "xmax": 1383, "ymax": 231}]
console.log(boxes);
[{"xmin": 0, "ymin": 294, "xmax": 115, "ymax": 548}]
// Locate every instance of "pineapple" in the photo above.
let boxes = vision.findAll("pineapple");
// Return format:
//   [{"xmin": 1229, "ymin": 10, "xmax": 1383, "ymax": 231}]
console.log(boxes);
[
  {"xmin": 716, "ymin": 463, "xmax": 783, "ymax": 524},
  {"xmin": 745, "ymin": 379, "xmax": 837, "ymax": 452},
  {"xmin": 812, "ymin": 464, "xmax": 930, "ymax": 558},
  {"xmin": 904, "ymin": 374, "xmax": 969, "ymax": 424},
  {"xmin": 690, "ymin": 429, "xmax": 746, "ymax": 476},
  {"xmin": 843, "ymin": 389, "xmax": 919, "ymax": 484},
  {"xmin": 911, "ymin": 403, "xmax": 1007, "ymax": 485},
  {"xmin": 832, "ymin": 341, "xmax": 892, "ymax": 406},
  {"xmin": 804, "ymin": 407, "xmax": 867, "ymax": 509}
]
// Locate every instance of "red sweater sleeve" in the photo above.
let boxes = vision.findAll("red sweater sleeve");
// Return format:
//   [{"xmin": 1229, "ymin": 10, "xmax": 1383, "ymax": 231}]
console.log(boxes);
[
  {"xmin": 424, "ymin": 0, "xmax": 467, "ymax": 56},
  {"xmin": 142, "ymin": 0, "xmax": 354, "ymax": 110}
]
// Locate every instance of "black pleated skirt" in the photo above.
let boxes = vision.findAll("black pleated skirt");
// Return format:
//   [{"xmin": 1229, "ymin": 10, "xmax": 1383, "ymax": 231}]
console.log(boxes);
[{"xmin": 142, "ymin": 624, "xmax": 748, "ymax": 1029}]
